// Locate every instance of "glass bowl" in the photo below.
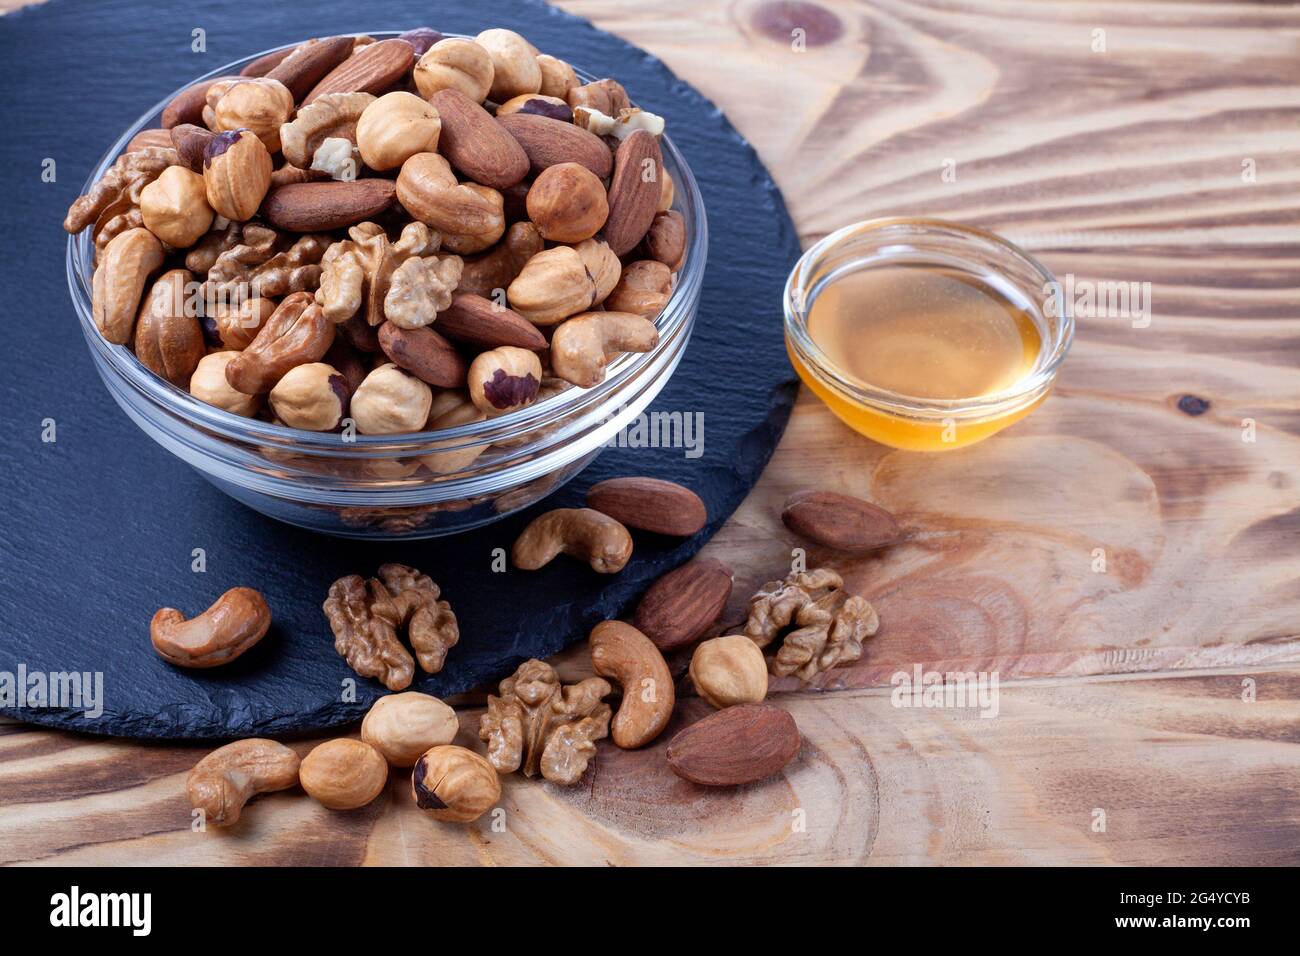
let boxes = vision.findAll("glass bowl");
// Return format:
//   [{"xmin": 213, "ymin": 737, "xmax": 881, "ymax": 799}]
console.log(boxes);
[
  {"xmin": 66, "ymin": 34, "xmax": 707, "ymax": 539},
  {"xmin": 783, "ymin": 218, "xmax": 1071, "ymax": 451}
]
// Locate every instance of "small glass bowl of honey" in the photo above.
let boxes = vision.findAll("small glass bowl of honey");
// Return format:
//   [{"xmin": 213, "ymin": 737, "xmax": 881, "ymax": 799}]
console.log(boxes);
[{"xmin": 784, "ymin": 218, "xmax": 1073, "ymax": 451}]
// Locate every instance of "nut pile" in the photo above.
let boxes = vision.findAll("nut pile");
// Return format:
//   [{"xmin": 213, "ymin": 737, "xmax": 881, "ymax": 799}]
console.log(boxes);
[{"xmin": 65, "ymin": 28, "xmax": 684, "ymax": 438}]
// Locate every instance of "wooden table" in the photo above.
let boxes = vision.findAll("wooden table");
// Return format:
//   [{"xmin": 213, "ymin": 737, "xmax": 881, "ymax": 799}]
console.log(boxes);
[{"xmin": 4, "ymin": 0, "xmax": 1299, "ymax": 865}]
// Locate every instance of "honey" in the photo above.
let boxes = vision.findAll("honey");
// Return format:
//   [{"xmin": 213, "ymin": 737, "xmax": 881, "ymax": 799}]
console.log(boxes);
[
  {"xmin": 806, "ymin": 266, "xmax": 1041, "ymax": 401},
  {"xmin": 784, "ymin": 219, "xmax": 1070, "ymax": 452}
]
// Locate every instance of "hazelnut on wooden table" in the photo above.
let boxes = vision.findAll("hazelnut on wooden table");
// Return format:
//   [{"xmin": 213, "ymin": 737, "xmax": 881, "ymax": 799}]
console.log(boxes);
[{"xmin": 411, "ymin": 745, "xmax": 500, "ymax": 822}]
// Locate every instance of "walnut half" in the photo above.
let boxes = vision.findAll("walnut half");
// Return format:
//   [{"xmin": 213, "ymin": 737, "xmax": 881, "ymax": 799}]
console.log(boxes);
[
  {"xmin": 479, "ymin": 659, "xmax": 611, "ymax": 785},
  {"xmin": 322, "ymin": 563, "xmax": 458, "ymax": 691},
  {"xmin": 738, "ymin": 568, "xmax": 879, "ymax": 682}
]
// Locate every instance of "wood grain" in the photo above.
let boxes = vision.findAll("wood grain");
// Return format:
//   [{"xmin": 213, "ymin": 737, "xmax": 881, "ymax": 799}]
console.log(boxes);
[
  {"xmin": 4, "ymin": 667, "xmax": 1297, "ymax": 865},
  {"xmin": 3, "ymin": 0, "xmax": 1299, "ymax": 864}
]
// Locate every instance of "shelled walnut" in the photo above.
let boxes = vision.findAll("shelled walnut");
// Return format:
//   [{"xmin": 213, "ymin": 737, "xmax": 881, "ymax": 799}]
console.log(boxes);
[
  {"xmin": 479, "ymin": 659, "xmax": 611, "ymax": 785},
  {"xmin": 737, "ymin": 568, "xmax": 879, "ymax": 682},
  {"xmin": 323, "ymin": 563, "xmax": 459, "ymax": 691}
]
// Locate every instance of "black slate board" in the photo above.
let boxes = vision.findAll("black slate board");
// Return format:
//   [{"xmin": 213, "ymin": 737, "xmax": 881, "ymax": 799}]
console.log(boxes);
[{"xmin": 0, "ymin": 0, "xmax": 799, "ymax": 738}]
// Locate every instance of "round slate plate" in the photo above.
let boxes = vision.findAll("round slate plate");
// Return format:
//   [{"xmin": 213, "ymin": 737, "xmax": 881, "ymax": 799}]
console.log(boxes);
[{"xmin": 0, "ymin": 0, "xmax": 799, "ymax": 738}]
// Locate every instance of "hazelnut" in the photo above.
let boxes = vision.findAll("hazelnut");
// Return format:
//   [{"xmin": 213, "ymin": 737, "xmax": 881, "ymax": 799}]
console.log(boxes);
[
  {"xmin": 536, "ymin": 54, "xmax": 579, "ymax": 100},
  {"xmin": 139, "ymin": 165, "xmax": 213, "ymax": 247},
  {"xmin": 203, "ymin": 130, "xmax": 272, "ymax": 221},
  {"xmin": 496, "ymin": 93, "xmax": 571, "ymax": 123},
  {"xmin": 658, "ymin": 169, "xmax": 675, "ymax": 213},
  {"xmin": 411, "ymin": 745, "xmax": 501, "ymax": 824},
  {"xmin": 206, "ymin": 77, "xmax": 294, "ymax": 154},
  {"xmin": 506, "ymin": 246, "xmax": 596, "ymax": 326},
  {"xmin": 526, "ymin": 163, "xmax": 609, "ymax": 243},
  {"xmin": 413, "ymin": 38, "xmax": 495, "ymax": 104},
  {"xmin": 468, "ymin": 346, "xmax": 542, "ymax": 415},
  {"xmin": 474, "ymin": 29, "xmax": 541, "ymax": 103},
  {"xmin": 606, "ymin": 259, "xmax": 672, "ymax": 318},
  {"xmin": 356, "ymin": 92, "xmax": 441, "ymax": 171},
  {"xmin": 574, "ymin": 238, "xmax": 622, "ymax": 305},
  {"xmin": 362, "ymin": 692, "xmax": 459, "ymax": 767},
  {"xmin": 190, "ymin": 351, "xmax": 262, "ymax": 417},
  {"xmin": 300, "ymin": 738, "xmax": 388, "ymax": 811},
  {"xmin": 689, "ymin": 635, "xmax": 769, "ymax": 709},
  {"xmin": 350, "ymin": 363, "xmax": 433, "ymax": 434},
  {"xmin": 269, "ymin": 362, "xmax": 349, "ymax": 431}
]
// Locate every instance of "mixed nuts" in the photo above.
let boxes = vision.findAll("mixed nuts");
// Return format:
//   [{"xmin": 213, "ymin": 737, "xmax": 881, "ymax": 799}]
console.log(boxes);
[{"xmin": 65, "ymin": 27, "xmax": 683, "ymax": 444}]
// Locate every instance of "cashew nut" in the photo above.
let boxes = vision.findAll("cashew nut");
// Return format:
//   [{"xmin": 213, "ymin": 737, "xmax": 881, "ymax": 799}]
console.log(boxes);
[
  {"xmin": 512, "ymin": 507, "xmax": 633, "ymax": 573},
  {"xmin": 150, "ymin": 586, "xmax": 272, "ymax": 668},
  {"xmin": 550, "ymin": 311, "xmax": 660, "ymax": 388},
  {"xmin": 589, "ymin": 620, "xmax": 674, "ymax": 748},
  {"xmin": 187, "ymin": 738, "xmax": 300, "ymax": 827}
]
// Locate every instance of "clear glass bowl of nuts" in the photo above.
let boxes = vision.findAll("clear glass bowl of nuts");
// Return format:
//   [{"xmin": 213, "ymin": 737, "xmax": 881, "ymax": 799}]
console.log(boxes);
[{"xmin": 64, "ymin": 30, "xmax": 705, "ymax": 538}]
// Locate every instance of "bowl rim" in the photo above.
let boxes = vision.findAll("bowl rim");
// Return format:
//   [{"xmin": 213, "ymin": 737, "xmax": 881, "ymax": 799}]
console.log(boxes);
[
  {"xmin": 66, "ymin": 31, "xmax": 708, "ymax": 455},
  {"xmin": 782, "ymin": 216, "xmax": 1073, "ymax": 421}
]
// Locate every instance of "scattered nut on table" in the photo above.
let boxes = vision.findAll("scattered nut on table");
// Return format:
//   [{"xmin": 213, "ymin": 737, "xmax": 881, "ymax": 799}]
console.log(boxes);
[
  {"xmin": 689, "ymin": 634, "xmax": 768, "ymax": 708},
  {"xmin": 480, "ymin": 659, "xmax": 611, "ymax": 785},
  {"xmin": 150, "ymin": 586, "xmax": 272, "ymax": 668},
  {"xmin": 411, "ymin": 745, "xmax": 501, "ymax": 822},
  {"xmin": 589, "ymin": 620, "xmax": 674, "ymax": 748},
  {"xmin": 737, "ymin": 568, "xmax": 880, "ymax": 681},
  {"xmin": 323, "ymin": 563, "xmax": 459, "ymax": 691},
  {"xmin": 187, "ymin": 738, "xmax": 300, "ymax": 827},
  {"xmin": 512, "ymin": 507, "xmax": 634, "ymax": 573},
  {"xmin": 362, "ymin": 692, "xmax": 459, "ymax": 766},
  {"xmin": 299, "ymin": 737, "xmax": 389, "ymax": 810}
]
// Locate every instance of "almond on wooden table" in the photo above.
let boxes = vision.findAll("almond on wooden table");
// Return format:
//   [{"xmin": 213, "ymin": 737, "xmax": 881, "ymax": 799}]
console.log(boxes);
[
  {"xmin": 666, "ymin": 704, "xmax": 801, "ymax": 786},
  {"xmin": 586, "ymin": 476, "xmax": 707, "ymax": 536},
  {"xmin": 633, "ymin": 557, "xmax": 733, "ymax": 651},
  {"xmin": 781, "ymin": 489, "xmax": 901, "ymax": 553}
]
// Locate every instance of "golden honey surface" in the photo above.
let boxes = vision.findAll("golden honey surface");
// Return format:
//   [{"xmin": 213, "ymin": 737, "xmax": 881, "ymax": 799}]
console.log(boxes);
[{"xmin": 806, "ymin": 265, "xmax": 1041, "ymax": 401}]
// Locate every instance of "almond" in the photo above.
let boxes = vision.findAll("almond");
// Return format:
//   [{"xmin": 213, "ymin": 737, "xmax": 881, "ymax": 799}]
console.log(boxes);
[
  {"xmin": 587, "ymin": 476, "xmax": 706, "ymax": 536},
  {"xmin": 377, "ymin": 322, "xmax": 468, "ymax": 388},
  {"xmin": 240, "ymin": 45, "xmax": 298, "ymax": 78},
  {"xmin": 601, "ymin": 130, "xmax": 662, "ymax": 256},
  {"xmin": 261, "ymin": 179, "xmax": 396, "ymax": 232},
  {"xmin": 666, "ymin": 704, "xmax": 800, "ymax": 787},
  {"xmin": 633, "ymin": 557, "xmax": 733, "ymax": 651},
  {"xmin": 436, "ymin": 293, "xmax": 547, "ymax": 351},
  {"xmin": 430, "ymin": 88, "xmax": 530, "ymax": 190},
  {"xmin": 266, "ymin": 35, "xmax": 355, "ymax": 101},
  {"xmin": 161, "ymin": 75, "xmax": 239, "ymax": 129},
  {"xmin": 781, "ymin": 490, "xmax": 901, "ymax": 553},
  {"xmin": 494, "ymin": 112, "xmax": 612, "ymax": 179},
  {"xmin": 302, "ymin": 38, "xmax": 416, "ymax": 105}
]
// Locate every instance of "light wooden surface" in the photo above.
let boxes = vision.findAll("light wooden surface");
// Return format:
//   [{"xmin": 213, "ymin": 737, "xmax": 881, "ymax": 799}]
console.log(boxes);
[{"xmin": 4, "ymin": 0, "xmax": 1299, "ymax": 865}]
